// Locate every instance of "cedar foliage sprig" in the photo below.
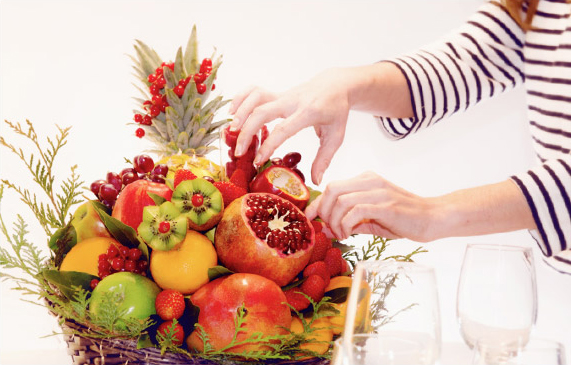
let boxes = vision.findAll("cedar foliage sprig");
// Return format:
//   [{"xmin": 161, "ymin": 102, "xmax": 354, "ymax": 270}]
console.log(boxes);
[
  {"xmin": 343, "ymin": 235, "xmax": 427, "ymax": 270},
  {"xmin": 0, "ymin": 120, "xmax": 84, "ymax": 236}
]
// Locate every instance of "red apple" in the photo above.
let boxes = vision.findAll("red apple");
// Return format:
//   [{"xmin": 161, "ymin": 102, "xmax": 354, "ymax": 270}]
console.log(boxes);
[
  {"xmin": 112, "ymin": 179, "xmax": 172, "ymax": 230},
  {"xmin": 249, "ymin": 165, "xmax": 310, "ymax": 210},
  {"xmin": 71, "ymin": 200, "xmax": 112, "ymax": 242},
  {"xmin": 89, "ymin": 272, "xmax": 161, "ymax": 329},
  {"xmin": 186, "ymin": 273, "xmax": 292, "ymax": 353}
]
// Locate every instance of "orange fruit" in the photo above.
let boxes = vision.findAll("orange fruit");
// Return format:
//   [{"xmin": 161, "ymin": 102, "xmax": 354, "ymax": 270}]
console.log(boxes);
[
  {"xmin": 290, "ymin": 317, "xmax": 334, "ymax": 357},
  {"xmin": 59, "ymin": 237, "xmax": 120, "ymax": 276},
  {"xmin": 150, "ymin": 230, "xmax": 217, "ymax": 294},
  {"xmin": 324, "ymin": 276, "xmax": 371, "ymax": 335}
]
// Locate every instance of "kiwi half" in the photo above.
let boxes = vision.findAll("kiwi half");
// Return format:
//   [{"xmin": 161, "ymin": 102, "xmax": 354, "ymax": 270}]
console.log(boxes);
[
  {"xmin": 138, "ymin": 201, "xmax": 187, "ymax": 251},
  {"xmin": 171, "ymin": 178, "xmax": 224, "ymax": 231}
]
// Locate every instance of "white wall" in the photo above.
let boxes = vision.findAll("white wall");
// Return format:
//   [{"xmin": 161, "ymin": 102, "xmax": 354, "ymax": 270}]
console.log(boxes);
[{"xmin": 1, "ymin": 1, "xmax": 570, "ymax": 364}]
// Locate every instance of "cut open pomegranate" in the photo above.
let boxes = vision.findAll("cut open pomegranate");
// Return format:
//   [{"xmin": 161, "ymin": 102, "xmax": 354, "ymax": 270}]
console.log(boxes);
[
  {"xmin": 249, "ymin": 166, "xmax": 310, "ymax": 210},
  {"xmin": 214, "ymin": 193, "xmax": 315, "ymax": 287}
]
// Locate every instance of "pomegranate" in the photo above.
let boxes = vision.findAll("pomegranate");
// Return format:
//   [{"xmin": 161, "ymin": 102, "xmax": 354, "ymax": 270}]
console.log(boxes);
[
  {"xmin": 112, "ymin": 179, "xmax": 172, "ymax": 230},
  {"xmin": 186, "ymin": 273, "xmax": 292, "ymax": 353},
  {"xmin": 249, "ymin": 165, "xmax": 310, "ymax": 210},
  {"xmin": 214, "ymin": 193, "xmax": 315, "ymax": 287}
]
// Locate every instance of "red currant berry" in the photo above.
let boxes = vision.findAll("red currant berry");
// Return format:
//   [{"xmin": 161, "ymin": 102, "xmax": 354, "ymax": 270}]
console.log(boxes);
[
  {"xmin": 200, "ymin": 58, "xmax": 212, "ymax": 72},
  {"xmin": 155, "ymin": 77, "xmax": 166, "ymax": 88},
  {"xmin": 149, "ymin": 84, "xmax": 161, "ymax": 95},
  {"xmin": 173, "ymin": 85, "xmax": 185, "ymax": 97},
  {"xmin": 98, "ymin": 260, "xmax": 111, "ymax": 272},
  {"xmin": 203, "ymin": 66, "xmax": 213, "ymax": 74},
  {"xmin": 111, "ymin": 257, "xmax": 124, "ymax": 271},
  {"xmin": 128, "ymin": 248, "xmax": 142, "ymax": 261},
  {"xmin": 159, "ymin": 221, "xmax": 171, "ymax": 234},
  {"xmin": 98, "ymin": 253, "xmax": 108, "ymax": 262},
  {"xmin": 90, "ymin": 279, "xmax": 100, "ymax": 290},
  {"xmin": 124, "ymin": 259, "xmax": 137, "ymax": 272},
  {"xmin": 167, "ymin": 62, "xmax": 175, "ymax": 71},
  {"xmin": 148, "ymin": 73, "xmax": 157, "ymax": 83},
  {"xmin": 143, "ymin": 115, "xmax": 152, "ymax": 125},
  {"xmin": 196, "ymin": 83, "xmax": 207, "ymax": 94},
  {"xmin": 119, "ymin": 246, "xmax": 129, "ymax": 258},
  {"xmin": 193, "ymin": 73, "xmax": 206, "ymax": 84},
  {"xmin": 191, "ymin": 193, "xmax": 204, "ymax": 207},
  {"xmin": 107, "ymin": 245, "xmax": 119, "ymax": 258},
  {"xmin": 155, "ymin": 67, "xmax": 164, "ymax": 76},
  {"xmin": 211, "ymin": 84, "xmax": 216, "ymax": 91},
  {"xmin": 133, "ymin": 114, "xmax": 143, "ymax": 123},
  {"xmin": 136, "ymin": 127, "xmax": 145, "ymax": 138},
  {"xmin": 137, "ymin": 260, "xmax": 148, "ymax": 271},
  {"xmin": 150, "ymin": 105, "xmax": 161, "ymax": 117},
  {"xmin": 179, "ymin": 78, "xmax": 189, "ymax": 87},
  {"xmin": 99, "ymin": 183, "xmax": 118, "ymax": 202},
  {"xmin": 152, "ymin": 94, "xmax": 163, "ymax": 104},
  {"xmin": 134, "ymin": 154, "xmax": 155, "ymax": 173}
]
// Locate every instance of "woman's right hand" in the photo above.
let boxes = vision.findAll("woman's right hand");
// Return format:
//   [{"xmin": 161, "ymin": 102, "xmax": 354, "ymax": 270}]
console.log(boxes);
[{"xmin": 229, "ymin": 68, "xmax": 352, "ymax": 185}]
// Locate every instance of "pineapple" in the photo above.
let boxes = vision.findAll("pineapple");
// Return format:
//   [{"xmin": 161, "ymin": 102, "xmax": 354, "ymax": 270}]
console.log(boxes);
[{"xmin": 130, "ymin": 25, "xmax": 230, "ymax": 162}]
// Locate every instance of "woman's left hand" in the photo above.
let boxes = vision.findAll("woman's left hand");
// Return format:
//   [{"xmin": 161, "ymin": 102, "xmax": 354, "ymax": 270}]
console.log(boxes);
[{"xmin": 304, "ymin": 171, "xmax": 440, "ymax": 241}]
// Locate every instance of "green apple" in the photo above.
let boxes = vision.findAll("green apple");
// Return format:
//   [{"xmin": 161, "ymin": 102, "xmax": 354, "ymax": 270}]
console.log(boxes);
[
  {"xmin": 89, "ymin": 272, "xmax": 161, "ymax": 329},
  {"xmin": 71, "ymin": 200, "xmax": 111, "ymax": 242}
]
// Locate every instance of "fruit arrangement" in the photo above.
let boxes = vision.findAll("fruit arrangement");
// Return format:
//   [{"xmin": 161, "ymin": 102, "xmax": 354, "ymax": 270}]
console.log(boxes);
[{"xmin": 0, "ymin": 27, "xmax": 425, "ymax": 365}]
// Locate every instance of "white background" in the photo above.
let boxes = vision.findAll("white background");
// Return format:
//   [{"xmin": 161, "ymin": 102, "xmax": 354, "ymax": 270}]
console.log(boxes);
[{"xmin": 1, "ymin": 1, "xmax": 570, "ymax": 364}]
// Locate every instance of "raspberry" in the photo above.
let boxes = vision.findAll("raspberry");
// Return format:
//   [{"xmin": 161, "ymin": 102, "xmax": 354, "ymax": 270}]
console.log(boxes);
[
  {"xmin": 308, "ymin": 232, "xmax": 332, "ymax": 264},
  {"xmin": 303, "ymin": 261, "xmax": 330, "ymax": 287},
  {"xmin": 324, "ymin": 247, "xmax": 344, "ymax": 277},
  {"xmin": 155, "ymin": 289, "xmax": 186, "ymax": 321},
  {"xmin": 229, "ymin": 168, "xmax": 249, "ymax": 191},
  {"xmin": 283, "ymin": 288, "xmax": 310, "ymax": 312},
  {"xmin": 213, "ymin": 181, "xmax": 247, "ymax": 207},
  {"xmin": 173, "ymin": 169, "xmax": 197, "ymax": 189},
  {"xmin": 300, "ymin": 274, "xmax": 326, "ymax": 303},
  {"xmin": 157, "ymin": 320, "xmax": 184, "ymax": 346},
  {"xmin": 311, "ymin": 220, "xmax": 323, "ymax": 233}
]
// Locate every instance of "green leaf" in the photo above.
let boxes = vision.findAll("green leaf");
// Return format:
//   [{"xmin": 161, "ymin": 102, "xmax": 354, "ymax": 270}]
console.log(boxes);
[
  {"xmin": 333, "ymin": 240, "xmax": 354, "ymax": 254},
  {"xmin": 91, "ymin": 202, "xmax": 141, "ymax": 248},
  {"xmin": 42, "ymin": 269, "xmax": 97, "ymax": 301},
  {"xmin": 281, "ymin": 277, "xmax": 306, "ymax": 291},
  {"xmin": 147, "ymin": 192, "xmax": 167, "ymax": 206},
  {"xmin": 49, "ymin": 223, "xmax": 77, "ymax": 268},
  {"xmin": 174, "ymin": 47, "xmax": 185, "ymax": 80},
  {"xmin": 324, "ymin": 287, "xmax": 349, "ymax": 304},
  {"xmin": 184, "ymin": 25, "xmax": 199, "ymax": 75},
  {"xmin": 207, "ymin": 266, "xmax": 233, "ymax": 281}
]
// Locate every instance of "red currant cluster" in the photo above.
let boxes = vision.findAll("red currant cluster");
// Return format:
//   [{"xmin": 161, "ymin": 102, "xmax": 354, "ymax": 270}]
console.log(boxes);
[
  {"xmin": 271, "ymin": 152, "xmax": 305, "ymax": 182},
  {"xmin": 90, "ymin": 154, "xmax": 167, "ymax": 209},
  {"xmin": 133, "ymin": 58, "xmax": 215, "ymax": 138},
  {"xmin": 90, "ymin": 244, "xmax": 148, "ymax": 289}
]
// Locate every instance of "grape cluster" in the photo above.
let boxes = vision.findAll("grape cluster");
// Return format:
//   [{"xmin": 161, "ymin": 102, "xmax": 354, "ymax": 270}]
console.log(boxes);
[
  {"xmin": 271, "ymin": 152, "xmax": 305, "ymax": 182},
  {"xmin": 133, "ymin": 58, "xmax": 215, "ymax": 138},
  {"xmin": 90, "ymin": 244, "xmax": 148, "ymax": 289},
  {"xmin": 90, "ymin": 154, "xmax": 167, "ymax": 209}
]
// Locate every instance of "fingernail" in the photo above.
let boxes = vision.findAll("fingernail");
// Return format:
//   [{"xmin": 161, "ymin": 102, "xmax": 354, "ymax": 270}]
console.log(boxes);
[
  {"xmin": 229, "ymin": 118, "xmax": 239, "ymax": 131},
  {"xmin": 317, "ymin": 171, "xmax": 323, "ymax": 185},
  {"xmin": 253, "ymin": 154, "xmax": 261, "ymax": 166},
  {"xmin": 234, "ymin": 144, "xmax": 244, "ymax": 156}
]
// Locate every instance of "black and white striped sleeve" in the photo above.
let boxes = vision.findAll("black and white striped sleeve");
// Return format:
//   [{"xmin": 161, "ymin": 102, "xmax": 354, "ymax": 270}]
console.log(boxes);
[{"xmin": 377, "ymin": 1, "xmax": 525, "ymax": 139}]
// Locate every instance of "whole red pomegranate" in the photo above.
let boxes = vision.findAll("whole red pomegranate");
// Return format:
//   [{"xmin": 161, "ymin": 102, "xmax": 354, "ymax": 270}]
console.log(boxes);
[
  {"xmin": 112, "ymin": 179, "xmax": 172, "ymax": 230},
  {"xmin": 186, "ymin": 273, "xmax": 292, "ymax": 353},
  {"xmin": 214, "ymin": 193, "xmax": 315, "ymax": 286}
]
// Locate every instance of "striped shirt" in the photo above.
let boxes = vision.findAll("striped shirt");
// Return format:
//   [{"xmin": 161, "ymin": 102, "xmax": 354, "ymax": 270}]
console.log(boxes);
[{"xmin": 378, "ymin": 0, "xmax": 571, "ymax": 272}]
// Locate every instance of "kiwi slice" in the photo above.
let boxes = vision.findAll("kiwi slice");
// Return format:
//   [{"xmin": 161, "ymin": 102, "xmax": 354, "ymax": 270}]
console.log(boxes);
[
  {"xmin": 138, "ymin": 201, "xmax": 187, "ymax": 251},
  {"xmin": 171, "ymin": 178, "xmax": 224, "ymax": 231}
]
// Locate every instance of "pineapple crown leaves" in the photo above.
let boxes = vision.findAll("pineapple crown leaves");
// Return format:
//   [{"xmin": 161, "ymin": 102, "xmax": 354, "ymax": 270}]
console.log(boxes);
[{"xmin": 130, "ymin": 25, "xmax": 231, "ymax": 157}]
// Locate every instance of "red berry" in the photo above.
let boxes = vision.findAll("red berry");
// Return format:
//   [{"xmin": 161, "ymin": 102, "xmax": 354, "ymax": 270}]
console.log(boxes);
[
  {"xmin": 324, "ymin": 247, "xmax": 344, "ymax": 277},
  {"xmin": 124, "ymin": 259, "xmax": 137, "ymax": 272},
  {"xmin": 283, "ymin": 287, "xmax": 310, "ymax": 311},
  {"xmin": 98, "ymin": 253, "xmax": 108, "ymax": 262},
  {"xmin": 191, "ymin": 193, "xmax": 204, "ymax": 207},
  {"xmin": 173, "ymin": 85, "xmax": 185, "ymax": 97},
  {"xmin": 213, "ymin": 181, "xmax": 247, "ymax": 207},
  {"xmin": 196, "ymin": 83, "xmax": 206, "ymax": 94},
  {"xmin": 173, "ymin": 169, "xmax": 197, "ymax": 188},
  {"xmin": 155, "ymin": 77, "xmax": 166, "ymax": 88},
  {"xmin": 308, "ymin": 232, "xmax": 332, "ymax": 264},
  {"xmin": 90, "ymin": 279, "xmax": 100, "ymax": 290},
  {"xmin": 166, "ymin": 62, "xmax": 174, "ymax": 71},
  {"xmin": 107, "ymin": 245, "xmax": 119, "ymax": 258},
  {"xmin": 193, "ymin": 73, "xmax": 206, "ymax": 84},
  {"xmin": 150, "ymin": 105, "xmax": 160, "ymax": 117},
  {"xmin": 152, "ymin": 94, "xmax": 163, "ymax": 105},
  {"xmin": 133, "ymin": 114, "xmax": 143, "ymax": 123},
  {"xmin": 155, "ymin": 289, "xmax": 186, "ymax": 320},
  {"xmin": 148, "ymin": 73, "xmax": 157, "ymax": 83},
  {"xmin": 143, "ymin": 115, "xmax": 152, "ymax": 125},
  {"xmin": 119, "ymin": 245, "xmax": 129, "ymax": 258},
  {"xmin": 136, "ymin": 128, "xmax": 145, "ymax": 138},
  {"xmin": 201, "ymin": 58, "xmax": 212, "ymax": 68},
  {"xmin": 111, "ymin": 257, "xmax": 124, "ymax": 271},
  {"xmin": 137, "ymin": 260, "xmax": 148, "ymax": 271},
  {"xmin": 159, "ymin": 221, "xmax": 171, "ymax": 234},
  {"xmin": 300, "ymin": 274, "xmax": 326, "ymax": 303},
  {"xmin": 157, "ymin": 320, "xmax": 184, "ymax": 346},
  {"xmin": 98, "ymin": 260, "xmax": 111, "ymax": 272},
  {"xmin": 303, "ymin": 261, "xmax": 330, "ymax": 288},
  {"xmin": 149, "ymin": 84, "xmax": 161, "ymax": 95},
  {"xmin": 211, "ymin": 84, "xmax": 216, "ymax": 91},
  {"xmin": 128, "ymin": 248, "xmax": 142, "ymax": 261},
  {"xmin": 155, "ymin": 67, "xmax": 164, "ymax": 76}
]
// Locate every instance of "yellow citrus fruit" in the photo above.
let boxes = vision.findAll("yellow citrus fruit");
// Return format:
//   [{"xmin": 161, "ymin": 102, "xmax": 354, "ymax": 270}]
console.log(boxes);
[
  {"xmin": 290, "ymin": 317, "xmax": 334, "ymax": 357},
  {"xmin": 59, "ymin": 237, "xmax": 120, "ymax": 276},
  {"xmin": 150, "ymin": 230, "xmax": 217, "ymax": 294},
  {"xmin": 158, "ymin": 153, "xmax": 223, "ymax": 181},
  {"xmin": 324, "ymin": 276, "xmax": 371, "ymax": 335}
]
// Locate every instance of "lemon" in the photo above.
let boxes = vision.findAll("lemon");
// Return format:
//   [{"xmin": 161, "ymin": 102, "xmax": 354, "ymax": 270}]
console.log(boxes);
[
  {"xmin": 59, "ymin": 237, "xmax": 120, "ymax": 276},
  {"xmin": 290, "ymin": 317, "xmax": 334, "ymax": 357}
]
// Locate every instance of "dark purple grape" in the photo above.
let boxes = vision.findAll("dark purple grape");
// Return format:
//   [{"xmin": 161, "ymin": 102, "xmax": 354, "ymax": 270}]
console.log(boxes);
[
  {"xmin": 150, "ymin": 174, "xmax": 165, "ymax": 184},
  {"xmin": 99, "ymin": 183, "xmax": 118, "ymax": 202},
  {"xmin": 120, "ymin": 167, "xmax": 137, "ymax": 178},
  {"xmin": 283, "ymin": 152, "xmax": 301, "ymax": 168},
  {"xmin": 106, "ymin": 172, "xmax": 122, "ymax": 191},
  {"xmin": 133, "ymin": 154, "xmax": 154, "ymax": 173},
  {"xmin": 90, "ymin": 180, "xmax": 106, "ymax": 197},
  {"xmin": 203, "ymin": 176, "xmax": 215, "ymax": 183},
  {"xmin": 292, "ymin": 168, "xmax": 305, "ymax": 183},
  {"xmin": 152, "ymin": 164, "xmax": 168, "ymax": 177},
  {"xmin": 271, "ymin": 157, "xmax": 283, "ymax": 166},
  {"xmin": 122, "ymin": 172, "xmax": 139, "ymax": 186}
]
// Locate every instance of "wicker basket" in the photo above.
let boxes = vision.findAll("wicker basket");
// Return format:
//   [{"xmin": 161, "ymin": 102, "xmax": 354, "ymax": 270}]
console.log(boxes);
[{"xmin": 58, "ymin": 317, "xmax": 331, "ymax": 365}]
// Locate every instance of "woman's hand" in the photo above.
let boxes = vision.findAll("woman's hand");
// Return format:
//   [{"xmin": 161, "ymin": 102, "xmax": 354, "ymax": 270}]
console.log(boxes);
[
  {"xmin": 304, "ymin": 171, "xmax": 440, "ymax": 241},
  {"xmin": 229, "ymin": 68, "xmax": 353, "ymax": 185}
]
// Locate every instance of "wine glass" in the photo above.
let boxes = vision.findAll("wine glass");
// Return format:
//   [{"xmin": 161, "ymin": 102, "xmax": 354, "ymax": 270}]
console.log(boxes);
[
  {"xmin": 331, "ymin": 334, "xmax": 427, "ymax": 365},
  {"xmin": 342, "ymin": 260, "xmax": 442, "ymax": 365},
  {"xmin": 472, "ymin": 338, "xmax": 567, "ymax": 365},
  {"xmin": 457, "ymin": 244, "xmax": 537, "ymax": 362}
]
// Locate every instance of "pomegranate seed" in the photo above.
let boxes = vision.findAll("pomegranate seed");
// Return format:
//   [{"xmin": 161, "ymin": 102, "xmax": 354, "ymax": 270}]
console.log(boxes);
[
  {"xmin": 98, "ymin": 260, "xmax": 111, "ymax": 272},
  {"xmin": 111, "ymin": 257, "xmax": 124, "ymax": 271},
  {"xmin": 159, "ymin": 221, "xmax": 171, "ymax": 233},
  {"xmin": 191, "ymin": 193, "xmax": 204, "ymax": 207},
  {"xmin": 124, "ymin": 259, "xmax": 137, "ymax": 272},
  {"xmin": 128, "ymin": 248, "xmax": 142, "ymax": 260},
  {"xmin": 107, "ymin": 245, "xmax": 119, "ymax": 258},
  {"xmin": 119, "ymin": 246, "xmax": 129, "ymax": 258},
  {"xmin": 136, "ymin": 128, "xmax": 145, "ymax": 138}
]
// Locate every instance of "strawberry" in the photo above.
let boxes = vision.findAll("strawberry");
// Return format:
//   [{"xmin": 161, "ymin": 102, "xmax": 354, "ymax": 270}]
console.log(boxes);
[
  {"xmin": 283, "ymin": 288, "xmax": 310, "ymax": 311},
  {"xmin": 157, "ymin": 320, "xmax": 184, "ymax": 346},
  {"xmin": 155, "ymin": 289, "xmax": 185, "ymax": 320},
  {"xmin": 300, "ymin": 274, "xmax": 326, "ymax": 303},
  {"xmin": 223, "ymin": 126, "xmax": 239, "ymax": 149},
  {"xmin": 308, "ymin": 232, "xmax": 332, "ymax": 264},
  {"xmin": 323, "ymin": 247, "xmax": 344, "ymax": 277},
  {"xmin": 173, "ymin": 169, "xmax": 197, "ymax": 189},
  {"xmin": 311, "ymin": 220, "xmax": 323, "ymax": 233},
  {"xmin": 303, "ymin": 261, "xmax": 330, "ymax": 287},
  {"xmin": 214, "ymin": 181, "xmax": 247, "ymax": 207},
  {"xmin": 229, "ymin": 168, "xmax": 249, "ymax": 191}
]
